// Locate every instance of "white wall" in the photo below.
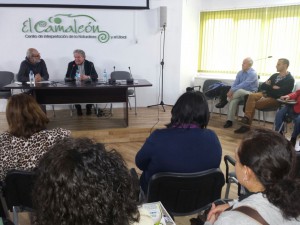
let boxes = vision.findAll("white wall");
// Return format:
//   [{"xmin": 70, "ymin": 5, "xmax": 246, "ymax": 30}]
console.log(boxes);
[{"xmin": 0, "ymin": 0, "xmax": 192, "ymax": 111}]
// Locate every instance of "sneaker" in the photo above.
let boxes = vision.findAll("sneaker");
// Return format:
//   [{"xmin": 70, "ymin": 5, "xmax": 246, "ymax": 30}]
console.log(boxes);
[
  {"xmin": 223, "ymin": 120, "xmax": 233, "ymax": 128},
  {"xmin": 215, "ymin": 101, "xmax": 228, "ymax": 108},
  {"xmin": 234, "ymin": 126, "xmax": 250, "ymax": 134}
]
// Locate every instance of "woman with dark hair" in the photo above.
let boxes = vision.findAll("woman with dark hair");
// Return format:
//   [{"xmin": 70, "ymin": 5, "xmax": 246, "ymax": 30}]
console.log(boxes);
[
  {"xmin": 33, "ymin": 137, "xmax": 152, "ymax": 225},
  {"xmin": 0, "ymin": 93, "xmax": 70, "ymax": 180},
  {"xmin": 135, "ymin": 91, "xmax": 222, "ymax": 193},
  {"xmin": 205, "ymin": 128, "xmax": 300, "ymax": 225}
]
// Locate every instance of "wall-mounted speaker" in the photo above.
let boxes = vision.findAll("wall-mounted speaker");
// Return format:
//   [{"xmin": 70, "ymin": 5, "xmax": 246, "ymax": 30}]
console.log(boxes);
[{"xmin": 160, "ymin": 6, "xmax": 167, "ymax": 28}]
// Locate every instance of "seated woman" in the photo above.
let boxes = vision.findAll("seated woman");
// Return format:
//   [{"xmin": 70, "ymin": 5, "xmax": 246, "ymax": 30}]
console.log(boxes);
[
  {"xmin": 0, "ymin": 93, "xmax": 70, "ymax": 180},
  {"xmin": 33, "ymin": 137, "xmax": 153, "ymax": 225},
  {"xmin": 135, "ymin": 91, "xmax": 222, "ymax": 193},
  {"xmin": 205, "ymin": 128, "xmax": 300, "ymax": 225},
  {"xmin": 275, "ymin": 90, "xmax": 300, "ymax": 146}
]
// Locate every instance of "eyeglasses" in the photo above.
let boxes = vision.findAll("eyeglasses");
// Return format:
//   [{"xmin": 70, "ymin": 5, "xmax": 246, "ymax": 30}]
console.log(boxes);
[{"xmin": 32, "ymin": 53, "xmax": 40, "ymax": 58}]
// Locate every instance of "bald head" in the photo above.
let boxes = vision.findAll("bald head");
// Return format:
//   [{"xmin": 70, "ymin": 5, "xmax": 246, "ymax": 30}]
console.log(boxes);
[{"xmin": 242, "ymin": 57, "xmax": 253, "ymax": 71}]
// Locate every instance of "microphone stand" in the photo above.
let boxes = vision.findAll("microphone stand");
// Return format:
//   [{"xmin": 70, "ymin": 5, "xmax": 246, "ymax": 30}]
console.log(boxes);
[{"xmin": 147, "ymin": 25, "xmax": 172, "ymax": 112}]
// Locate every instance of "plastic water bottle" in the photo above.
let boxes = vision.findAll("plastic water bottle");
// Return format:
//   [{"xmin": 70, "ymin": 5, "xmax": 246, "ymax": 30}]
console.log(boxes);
[
  {"xmin": 29, "ymin": 70, "xmax": 34, "ymax": 84},
  {"xmin": 103, "ymin": 69, "xmax": 108, "ymax": 83},
  {"xmin": 75, "ymin": 69, "xmax": 80, "ymax": 81}
]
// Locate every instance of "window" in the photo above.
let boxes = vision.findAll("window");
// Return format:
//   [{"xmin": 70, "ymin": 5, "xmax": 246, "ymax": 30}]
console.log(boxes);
[{"xmin": 198, "ymin": 5, "xmax": 300, "ymax": 77}]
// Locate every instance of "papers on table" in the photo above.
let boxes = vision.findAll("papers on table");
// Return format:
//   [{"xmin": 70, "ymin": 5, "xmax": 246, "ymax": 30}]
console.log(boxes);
[
  {"xmin": 277, "ymin": 98, "xmax": 297, "ymax": 104},
  {"xmin": 142, "ymin": 201, "xmax": 176, "ymax": 225},
  {"xmin": 15, "ymin": 81, "xmax": 52, "ymax": 84}
]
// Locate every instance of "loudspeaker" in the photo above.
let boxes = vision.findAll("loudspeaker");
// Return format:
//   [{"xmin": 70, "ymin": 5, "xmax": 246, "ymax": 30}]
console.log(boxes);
[{"xmin": 160, "ymin": 6, "xmax": 167, "ymax": 28}]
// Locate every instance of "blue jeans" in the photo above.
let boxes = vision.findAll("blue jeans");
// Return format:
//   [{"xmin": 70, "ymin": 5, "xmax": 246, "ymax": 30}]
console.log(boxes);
[{"xmin": 275, "ymin": 105, "xmax": 300, "ymax": 138}]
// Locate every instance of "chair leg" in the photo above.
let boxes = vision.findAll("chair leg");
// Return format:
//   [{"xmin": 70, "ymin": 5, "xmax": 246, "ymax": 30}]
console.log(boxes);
[
  {"xmin": 13, "ymin": 206, "xmax": 20, "ymax": 225},
  {"xmin": 263, "ymin": 111, "xmax": 266, "ymax": 126},
  {"xmin": 128, "ymin": 97, "xmax": 132, "ymax": 110},
  {"xmin": 134, "ymin": 95, "xmax": 137, "ymax": 115},
  {"xmin": 69, "ymin": 105, "xmax": 73, "ymax": 117},
  {"xmin": 52, "ymin": 105, "xmax": 55, "ymax": 117},
  {"xmin": 225, "ymin": 183, "xmax": 231, "ymax": 199}
]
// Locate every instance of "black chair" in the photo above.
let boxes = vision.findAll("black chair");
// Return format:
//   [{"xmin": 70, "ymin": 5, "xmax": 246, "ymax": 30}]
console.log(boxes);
[
  {"xmin": 224, "ymin": 155, "xmax": 250, "ymax": 199},
  {"xmin": 146, "ymin": 168, "xmax": 225, "ymax": 217},
  {"xmin": 202, "ymin": 79, "xmax": 222, "ymax": 115},
  {"xmin": 0, "ymin": 170, "xmax": 35, "ymax": 225},
  {"xmin": 296, "ymin": 151, "xmax": 300, "ymax": 178},
  {"xmin": 0, "ymin": 71, "xmax": 14, "ymax": 99},
  {"xmin": 110, "ymin": 71, "xmax": 137, "ymax": 115}
]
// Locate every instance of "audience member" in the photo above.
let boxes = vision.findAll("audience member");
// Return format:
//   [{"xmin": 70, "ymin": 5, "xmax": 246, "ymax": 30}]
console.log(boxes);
[
  {"xmin": 205, "ymin": 128, "xmax": 300, "ymax": 225},
  {"xmin": 275, "ymin": 90, "xmax": 300, "ymax": 145},
  {"xmin": 65, "ymin": 49, "xmax": 98, "ymax": 116},
  {"xmin": 33, "ymin": 137, "xmax": 153, "ymax": 225},
  {"xmin": 235, "ymin": 58, "xmax": 294, "ymax": 133},
  {"xmin": 135, "ymin": 91, "xmax": 222, "ymax": 193},
  {"xmin": 219, "ymin": 57, "xmax": 258, "ymax": 128},
  {"xmin": 17, "ymin": 48, "xmax": 49, "ymax": 82},
  {"xmin": 0, "ymin": 93, "xmax": 70, "ymax": 180}
]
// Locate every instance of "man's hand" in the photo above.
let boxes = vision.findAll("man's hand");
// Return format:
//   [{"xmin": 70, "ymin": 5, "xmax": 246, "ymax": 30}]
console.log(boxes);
[
  {"xmin": 80, "ymin": 74, "xmax": 91, "ymax": 80},
  {"xmin": 272, "ymin": 85, "xmax": 280, "ymax": 89},
  {"xmin": 35, "ymin": 73, "xmax": 42, "ymax": 82},
  {"xmin": 280, "ymin": 95, "xmax": 290, "ymax": 100},
  {"xmin": 265, "ymin": 80, "xmax": 271, "ymax": 85},
  {"xmin": 226, "ymin": 90, "xmax": 233, "ymax": 100}
]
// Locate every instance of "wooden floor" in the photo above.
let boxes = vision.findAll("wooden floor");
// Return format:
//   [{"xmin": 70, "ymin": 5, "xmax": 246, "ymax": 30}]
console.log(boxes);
[{"xmin": 0, "ymin": 106, "xmax": 277, "ymax": 225}]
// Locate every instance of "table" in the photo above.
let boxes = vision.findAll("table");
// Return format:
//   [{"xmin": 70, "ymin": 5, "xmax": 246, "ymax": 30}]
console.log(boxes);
[{"xmin": 4, "ymin": 79, "xmax": 152, "ymax": 127}]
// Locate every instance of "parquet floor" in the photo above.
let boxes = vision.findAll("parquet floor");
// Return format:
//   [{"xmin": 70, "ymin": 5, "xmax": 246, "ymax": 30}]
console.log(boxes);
[{"xmin": 0, "ymin": 106, "xmax": 278, "ymax": 225}]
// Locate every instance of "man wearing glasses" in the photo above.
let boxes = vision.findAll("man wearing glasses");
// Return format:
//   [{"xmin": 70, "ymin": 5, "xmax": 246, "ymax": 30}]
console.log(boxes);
[{"xmin": 17, "ymin": 48, "xmax": 49, "ymax": 82}]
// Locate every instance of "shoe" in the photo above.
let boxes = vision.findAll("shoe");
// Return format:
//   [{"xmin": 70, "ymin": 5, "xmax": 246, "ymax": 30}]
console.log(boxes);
[
  {"xmin": 240, "ymin": 117, "xmax": 250, "ymax": 125},
  {"xmin": 234, "ymin": 126, "xmax": 250, "ymax": 134},
  {"xmin": 77, "ymin": 109, "xmax": 83, "ymax": 116},
  {"xmin": 223, "ymin": 120, "xmax": 233, "ymax": 128},
  {"xmin": 86, "ymin": 104, "xmax": 92, "ymax": 115},
  {"xmin": 75, "ymin": 105, "xmax": 83, "ymax": 116},
  {"xmin": 215, "ymin": 101, "xmax": 228, "ymax": 108}
]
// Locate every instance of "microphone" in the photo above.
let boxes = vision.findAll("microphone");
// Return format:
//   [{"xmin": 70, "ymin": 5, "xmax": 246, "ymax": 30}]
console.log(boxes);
[
  {"xmin": 128, "ymin": 66, "xmax": 133, "ymax": 79},
  {"xmin": 113, "ymin": 66, "xmax": 115, "ymax": 72},
  {"xmin": 65, "ymin": 64, "xmax": 76, "ymax": 82},
  {"xmin": 69, "ymin": 64, "xmax": 76, "ymax": 78},
  {"xmin": 127, "ymin": 66, "xmax": 133, "ymax": 84},
  {"xmin": 255, "ymin": 56, "xmax": 272, "ymax": 61}
]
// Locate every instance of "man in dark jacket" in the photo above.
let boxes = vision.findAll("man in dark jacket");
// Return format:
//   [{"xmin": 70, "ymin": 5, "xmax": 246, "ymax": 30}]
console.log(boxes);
[
  {"xmin": 234, "ymin": 58, "xmax": 294, "ymax": 133},
  {"xmin": 17, "ymin": 48, "xmax": 49, "ymax": 82},
  {"xmin": 65, "ymin": 49, "xmax": 98, "ymax": 116}
]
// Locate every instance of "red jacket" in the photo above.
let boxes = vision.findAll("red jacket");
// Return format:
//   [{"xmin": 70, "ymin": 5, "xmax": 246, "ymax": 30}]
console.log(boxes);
[{"xmin": 288, "ymin": 90, "xmax": 300, "ymax": 113}]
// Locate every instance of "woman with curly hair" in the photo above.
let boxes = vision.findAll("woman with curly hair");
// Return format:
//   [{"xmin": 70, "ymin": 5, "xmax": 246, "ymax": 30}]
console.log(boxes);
[
  {"xmin": 205, "ymin": 128, "xmax": 300, "ymax": 225},
  {"xmin": 33, "ymin": 137, "xmax": 152, "ymax": 225},
  {"xmin": 0, "ymin": 93, "xmax": 70, "ymax": 180}
]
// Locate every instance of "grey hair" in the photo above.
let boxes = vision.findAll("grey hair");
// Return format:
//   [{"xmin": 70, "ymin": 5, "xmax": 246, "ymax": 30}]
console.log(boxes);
[
  {"xmin": 245, "ymin": 57, "xmax": 253, "ymax": 66},
  {"xmin": 26, "ymin": 48, "xmax": 36, "ymax": 58},
  {"xmin": 73, "ymin": 49, "xmax": 86, "ymax": 58}
]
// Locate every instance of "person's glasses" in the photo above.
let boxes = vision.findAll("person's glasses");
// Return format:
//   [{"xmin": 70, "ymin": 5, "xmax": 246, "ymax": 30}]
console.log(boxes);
[{"xmin": 32, "ymin": 53, "xmax": 40, "ymax": 58}]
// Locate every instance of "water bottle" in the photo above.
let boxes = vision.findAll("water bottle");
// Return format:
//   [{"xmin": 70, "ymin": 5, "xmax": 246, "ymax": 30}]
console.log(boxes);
[
  {"xmin": 75, "ymin": 69, "xmax": 80, "ymax": 81},
  {"xmin": 103, "ymin": 69, "xmax": 108, "ymax": 83},
  {"xmin": 29, "ymin": 70, "xmax": 34, "ymax": 84}
]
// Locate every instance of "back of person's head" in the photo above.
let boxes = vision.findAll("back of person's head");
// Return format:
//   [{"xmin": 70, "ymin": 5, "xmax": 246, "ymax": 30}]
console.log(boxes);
[
  {"xmin": 6, "ymin": 93, "xmax": 48, "ymax": 138},
  {"xmin": 238, "ymin": 128, "xmax": 300, "ymax": 219},
  {"xmin": 33, "ymin": 137, "xmax": 140, "ymax": 225},
  {"xmin": 168, "ymin": 91, "xmax": 209, "ymax": 128}
]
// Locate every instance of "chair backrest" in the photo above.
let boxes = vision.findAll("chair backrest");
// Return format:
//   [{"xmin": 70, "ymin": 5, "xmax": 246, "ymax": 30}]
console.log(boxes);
[
  {"xmin": 146, "ymin": 168, "xmax": 225, "ymax": 216},
  {"xmin": 2, "ymin": 170, "xmax": 36, "ymax": 211},
  {"xmin": 0, "ymin": 71, "xmax": 14, "ymax": 90},
  {"xmin": 110, "ymin": 71, "xmax": 131, "ymax": 80},
  {"xmin": 202, "ymin": 79, "xmax": 223, "ymax": 100}
]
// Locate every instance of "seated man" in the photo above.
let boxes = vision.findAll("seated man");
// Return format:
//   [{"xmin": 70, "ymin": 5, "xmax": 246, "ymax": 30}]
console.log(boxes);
[
  {"xmin": 235, "ymin": 58, "xmax": 294, "ymax": 133},
  {"xmin": 65, "ymin": 49, "xmax": 98, "ymax": 116},
  {"xmin": 17, "ymin": 48, "xmax": 49, "ymax": 82},
  {"xmin": 275, "ymin": 90, "xmax": 300, "ymax": 145},
  {"xmin": 217, "ymin": 57, "xmax": 258, "ymax": 128}
]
